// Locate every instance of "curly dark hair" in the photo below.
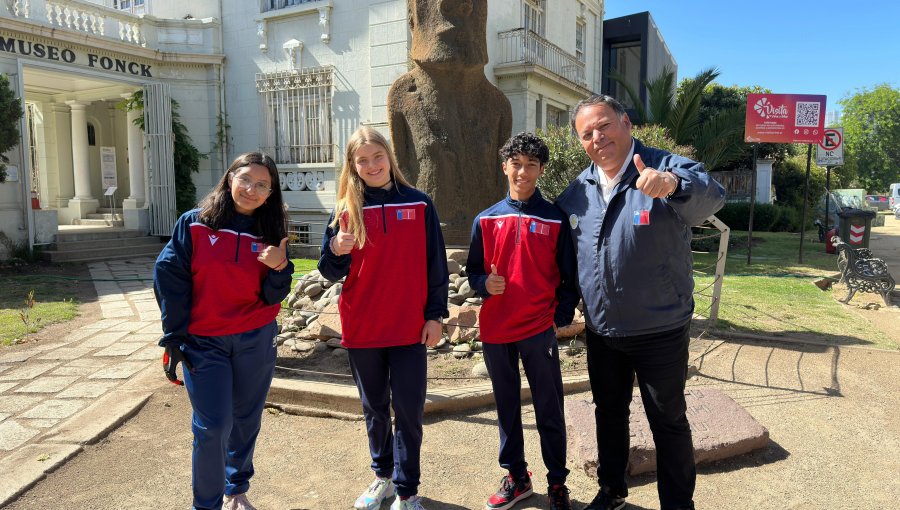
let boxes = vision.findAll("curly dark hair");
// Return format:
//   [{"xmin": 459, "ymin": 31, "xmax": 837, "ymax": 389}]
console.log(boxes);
[{"xmin": 499, "ymin": 132, "xmax": 549, "ymax": 165}]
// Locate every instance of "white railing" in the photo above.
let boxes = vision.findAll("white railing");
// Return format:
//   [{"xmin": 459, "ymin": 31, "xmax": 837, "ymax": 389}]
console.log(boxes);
[
  {"xmin": 497, "ymin": 28, "xmax": 587, "ymax": 89},
  {"xmin": 4, "ymin": 0, "xmax": 146, "ymax": 46},
  {"xmin": 264, "ymin": 0, "xmax": 320, "ymax": 12}
]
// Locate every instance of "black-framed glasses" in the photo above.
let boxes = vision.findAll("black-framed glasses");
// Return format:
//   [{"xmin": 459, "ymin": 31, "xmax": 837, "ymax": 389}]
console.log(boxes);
[{"xmin": 231, "ymin": 174, "xmax": 273, "ymax": 195}]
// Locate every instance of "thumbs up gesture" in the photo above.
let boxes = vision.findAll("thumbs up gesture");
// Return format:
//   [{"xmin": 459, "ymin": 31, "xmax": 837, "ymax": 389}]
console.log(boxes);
[
  {"xmin": 330, "ymin": 223, "xmax": 356, "ymax": 256},
  {"xmin": 259, "ymin": 237, "xmax": 289, "ymax": 270},
  {"xmin": 634, "ymin": 154, "xmax": 679, "ymax": 199},
  {"xmin": 485, "ymin": 263, "xmax": 506, "ymax": 295}
]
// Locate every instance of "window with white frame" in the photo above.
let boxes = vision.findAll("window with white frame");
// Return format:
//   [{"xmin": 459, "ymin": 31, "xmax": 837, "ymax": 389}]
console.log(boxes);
[
  {"xmin": 112, "ymin": 0, "xmax": 146, "ymax": 15},
  {"xmin": 266, "ymin": 0, "xmax": 319, "ymax": 12},
  {"xmin": 256, "ymin": 66, "xmax": 334, "ymax": 165},
  {"xmin": 575, "ymin": 19, "xmax": 586, "ymax": 62},
  {"xmin": 523, "ymin": 0, "xmax": 545, "ymax": 36}
]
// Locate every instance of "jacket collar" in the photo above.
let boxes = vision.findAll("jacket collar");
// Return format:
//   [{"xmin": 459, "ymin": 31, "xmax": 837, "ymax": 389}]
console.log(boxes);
[
  {"xmin": 585, "ymin": 137, "xmax": 643, "ymax": 186},
  {"xmin": 505, "ymin": 188, "xmax": 543, "ymax": 212},
  {"xmin": 363, "ymin": 180, "xmax": 400, "ymax": 203}
]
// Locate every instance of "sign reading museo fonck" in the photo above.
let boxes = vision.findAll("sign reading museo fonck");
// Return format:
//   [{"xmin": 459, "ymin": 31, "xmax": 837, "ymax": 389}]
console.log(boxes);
[{"xmin": 0, "ymin": 36, "xmax": 152, "ymax": 77}]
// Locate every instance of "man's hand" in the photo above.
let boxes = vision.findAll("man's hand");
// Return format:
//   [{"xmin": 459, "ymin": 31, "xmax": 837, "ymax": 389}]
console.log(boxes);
[
  {"xmin": 634, "ymin": 154, "xmax": 679, "ymax": 199},
  {"xmin": 162, "ymin": 343, "xmax": 192, "ymax": 386},
  {"xmin": 486, "ymin": 264, "xmax": 506, "ymax": 295},
  {"xmin": 420, "ymin": 319, "xmax": 442, "ymax": 347},
  {"xmin": 330, "ymin": 224, "xmax": 356, "ymax": 255}
]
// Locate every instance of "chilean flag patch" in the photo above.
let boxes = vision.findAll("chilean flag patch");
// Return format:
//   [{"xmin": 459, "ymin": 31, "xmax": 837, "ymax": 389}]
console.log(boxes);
[
  {"xmin": 397, "ymin": 209, "xmax": 416, "ymax": 220},
  {"xmin": 529, "ymin": 221, "xmax": 550, "ymax": 235},
  {"xmin": 633, "ymin": 209, "xmax": 650, "ymax": 226}
]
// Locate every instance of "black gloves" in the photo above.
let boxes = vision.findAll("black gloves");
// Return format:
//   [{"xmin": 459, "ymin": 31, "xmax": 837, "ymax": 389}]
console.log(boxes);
[{"xmin": 162, "ymin": 342, "xmax": 193, "ymax": 386}]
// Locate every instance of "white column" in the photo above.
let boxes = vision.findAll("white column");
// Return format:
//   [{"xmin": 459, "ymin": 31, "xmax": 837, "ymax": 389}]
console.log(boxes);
[
  {"xmin": 124, "ymin": 95, "xmax": 145, "ymax": 205},
  {"xmin": 66, "ymin": 100, "xmax": 92, "ymax": 200}
]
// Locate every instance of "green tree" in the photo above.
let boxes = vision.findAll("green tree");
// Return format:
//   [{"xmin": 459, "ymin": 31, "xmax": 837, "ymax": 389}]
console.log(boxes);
[
  {"xmin": 838, "ymin": 84, "xmax": 900, "ymax": 192},
  {"xmin": 0, "ymin": 74, "xmax": 24, "ymax": 182},
  {"xmin": 631, "ymin": 124, "xmax": 695, "ymax": 159}
]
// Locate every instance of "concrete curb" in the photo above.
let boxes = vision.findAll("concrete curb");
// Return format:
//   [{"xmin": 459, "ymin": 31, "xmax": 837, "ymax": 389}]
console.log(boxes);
[
  {"xmin": 267, "ymin": 374, "xmax": 592, "ymax": 418},
  {"xmin": 0, "ymin": 443, "xmax": 83, "ymax": 508}
]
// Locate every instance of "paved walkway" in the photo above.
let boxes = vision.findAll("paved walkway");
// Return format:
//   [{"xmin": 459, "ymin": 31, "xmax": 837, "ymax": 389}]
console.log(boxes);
[{"xmin": 0, "ymin": 257, "xmax": 163, "ymax": 506}]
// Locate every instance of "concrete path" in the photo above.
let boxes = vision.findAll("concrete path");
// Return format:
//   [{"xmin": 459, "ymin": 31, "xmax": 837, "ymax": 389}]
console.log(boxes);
[{"xmin": 0, "ymin": 258, "xmax": 165, "ymax": 507}]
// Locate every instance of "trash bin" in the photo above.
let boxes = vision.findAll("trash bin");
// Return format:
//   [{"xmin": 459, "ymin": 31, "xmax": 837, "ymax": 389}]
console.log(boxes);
[{"xmin": 837, "ymin": 208, "xmax": 876, "ymax": 248}]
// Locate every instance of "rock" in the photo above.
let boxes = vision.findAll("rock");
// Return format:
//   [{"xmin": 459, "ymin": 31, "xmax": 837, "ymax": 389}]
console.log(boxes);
[
  {"xmin": 329, "ymin": 295, "xmax": 340, "ymax": 305},
  {"xmin": 449, "ymin": 294, "xmax": 466, "ymax": 306},
  {"xmin": 449, "ymin": 273, "xmax": 460, "ymax": 284},
  {"xmin": 446, "ymin": 305, "xmax": 480, "ymax": 343},
  {"xmin": 283, "ymin": 338, "xmax": 297, "ymax": 349},
  {"xmin": 326, "ymin": 337, "xmax": 343, "ymax": 348},
  {"xmin": 471, "ymin": 361, "xmax": 490, "ymax": 378},
  {"xmin": 297, "ymin": 296, "xmax": 313, "ymax": 309},
  {"xmin": 304, "ymin": 282, "xmax": 323, "ymax": 298},
  {"xmin": 474, "ymin": 341, "xmax": 483, "ymax": 351},
  {"xmin": 563, "ymin": 339, "xmax": 586, "ymax": 356},
  {"xmin": 566, "ymin": 388, "xmax": 770, "ymax": 477},
  {"xmin": 464, "ymin": 297, "xmax": 483, "ymax": 305},
  {"xmin": 313, "ymin": 341, "xmax": 329, "ymax": 353},
  {"xmin": 452, "ymin": 343, "xmax": 472, "ymax": 358},
  {"xmin": 457, "ymin": 279, "xmax": 476, "ymax": 299},
  {"xmin": 310, "ymin": 303, "xmax": 342, "ymax": 337},
  {"xmin": 298, "ymin": 310, "xmax": 318, "ymax": 321},
  {"xmin": 447, "ymin": 259, "xmax": 461, "ymax": 274},
  {"xmin": 292, "ymin": 341, "xmax": 315, "ymax": 353},
  {"xmin": 435, "ymin": 336, "xmax": 448, "ymax": 349},
  {"xmin": 331, "ymin": 347, "xmax": 349, "ymax": 359},
  {"xmin": 275, "ymin": 334, "xmax": 293, "ymax": 346},
  {"xmin": 445, "ymin": 248, "xmax": 469, "ymax": 266}
]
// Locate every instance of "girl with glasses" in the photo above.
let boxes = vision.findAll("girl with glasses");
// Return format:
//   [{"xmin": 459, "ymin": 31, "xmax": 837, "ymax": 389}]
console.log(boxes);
[{"xmin": 154, "ymin": 152, "xmax": 293, "ymax": 510}]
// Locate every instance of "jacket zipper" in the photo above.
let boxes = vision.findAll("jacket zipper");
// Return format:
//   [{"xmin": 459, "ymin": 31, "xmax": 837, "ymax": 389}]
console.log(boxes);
[
  {"xmin": 234, "ymin": 232, "xmax": 241, "ymax": 262},
  {"xmin": 516, "ymin": 208, "xmax": 522, "ymax": 245},
  {"xmin": 381, "ymin": 204, "xmax": 387, "ymax": 234}
]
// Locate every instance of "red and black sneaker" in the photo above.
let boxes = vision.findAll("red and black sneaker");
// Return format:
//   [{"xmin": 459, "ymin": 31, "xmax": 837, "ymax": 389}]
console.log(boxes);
[
  {"xmin": 548, "ymin": 484, "xmax": 572, "ymax": 510},
  {"xmin": 485, "ymin": 472, "xmax": 533, "ymax": 510}
]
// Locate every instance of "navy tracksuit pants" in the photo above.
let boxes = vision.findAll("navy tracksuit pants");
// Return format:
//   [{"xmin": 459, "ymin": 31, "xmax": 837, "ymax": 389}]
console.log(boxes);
[
  {"xmin": 348, "ymin": 343, "xmax": 427, "ymax": 498},
  {"xmin": 181, "ymin": 321, "xmax": 277, "ymax": 510},
  {"xmin": 482, "ymin": 327, "xmax": 569, "ymax": 485},
  {"xmin": 586, "ymin": 322, "xmax": 696, "ymax": 510}
]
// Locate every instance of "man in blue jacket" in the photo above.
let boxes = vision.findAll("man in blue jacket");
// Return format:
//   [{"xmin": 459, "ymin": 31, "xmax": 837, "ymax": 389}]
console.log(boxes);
[{"xmin": 556, "ymin": 95, "xmax": 725, "ymax": 510}]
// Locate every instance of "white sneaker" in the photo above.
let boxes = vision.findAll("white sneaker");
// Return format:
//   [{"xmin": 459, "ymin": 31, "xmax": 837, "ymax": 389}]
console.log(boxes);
[
  {"xmin": 390, "ymin": 495, "xmax": 426, "ymax": 510},
  {"xmin": 354, "ymin": 477, "xmax": 396, "ymax": 510},
  {"xmin": 223, "ymin": 493, "xmax": 257, "ymax": 510}
]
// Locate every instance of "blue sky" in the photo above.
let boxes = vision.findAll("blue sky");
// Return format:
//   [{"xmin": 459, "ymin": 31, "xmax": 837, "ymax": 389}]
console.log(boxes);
[{"xmin": 604, "ymin": 1, "xmax": 900, "ymax": 115}]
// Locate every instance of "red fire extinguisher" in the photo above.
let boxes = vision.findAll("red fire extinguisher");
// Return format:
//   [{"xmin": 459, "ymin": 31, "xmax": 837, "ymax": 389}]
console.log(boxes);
[{"xmin": 31, "ymin": 190, "xmax": 40, "ymax": 210}]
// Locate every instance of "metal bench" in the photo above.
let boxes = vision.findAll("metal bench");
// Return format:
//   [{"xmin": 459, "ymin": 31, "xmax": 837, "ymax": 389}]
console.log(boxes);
[{"xmin": 832, "ymin": 236, "xmax": 895, "ymax": 306}]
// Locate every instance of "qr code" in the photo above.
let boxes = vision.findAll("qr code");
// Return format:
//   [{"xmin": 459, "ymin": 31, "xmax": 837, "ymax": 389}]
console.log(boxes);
[{"xmin": 795, "ymin": 101, "xmax": 821, "ymax": 127}]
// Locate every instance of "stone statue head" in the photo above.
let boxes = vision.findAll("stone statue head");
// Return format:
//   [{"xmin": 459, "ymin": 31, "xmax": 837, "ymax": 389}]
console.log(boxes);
[{"xmin": 408, "ymin": 0, "xmax": 488, "ymax": 68}]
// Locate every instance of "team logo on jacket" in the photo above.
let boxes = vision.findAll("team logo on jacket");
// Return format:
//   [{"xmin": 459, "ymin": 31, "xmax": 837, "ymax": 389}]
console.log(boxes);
[
  {"xmin": 397, "ymin": 209, "xmax": 416, "ymax": 220},
  {"xmin": 569, "ymin": 214, "xmax": 578, "ymax": 230},
  {"xmin": 251, "ymin": 242, "xmax": 267, "ymax": 253},
  {"xmin": 208, "ymin": 234, "xmax": 219, "ymax": 246},
  {"xmin": 529, "ymin": 221, "xmax": 550, "ymax": 235}
]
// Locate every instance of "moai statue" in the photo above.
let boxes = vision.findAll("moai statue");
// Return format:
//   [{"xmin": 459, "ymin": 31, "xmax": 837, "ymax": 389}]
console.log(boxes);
[{"xmin": 388, "ymin": 0, "xmax": 512, "ymax": 245}]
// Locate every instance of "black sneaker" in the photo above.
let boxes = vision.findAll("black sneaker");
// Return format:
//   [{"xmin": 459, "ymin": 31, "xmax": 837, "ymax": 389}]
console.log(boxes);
[
  {"xmin": 484, "ymin": 472, "xmax": 533, "ymax": 510},
  {"xmin": 547, "ymin": 484, "xmax": 572, "ymax": 510},
  {"xmin": 584, "ymin": 488, "xmax": 626, "ymax": 510}
]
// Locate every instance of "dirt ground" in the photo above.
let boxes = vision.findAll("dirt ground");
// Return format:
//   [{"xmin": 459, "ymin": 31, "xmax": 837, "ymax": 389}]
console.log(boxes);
[{"xmin": 6, "ymin": 332, "xmax": 899, "ymax": 510}]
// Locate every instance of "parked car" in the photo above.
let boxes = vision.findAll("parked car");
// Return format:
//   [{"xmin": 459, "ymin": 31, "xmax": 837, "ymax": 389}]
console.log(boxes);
[{"xmin": 865, "ymin": 194, "xmax": 890, "ymax": 210}]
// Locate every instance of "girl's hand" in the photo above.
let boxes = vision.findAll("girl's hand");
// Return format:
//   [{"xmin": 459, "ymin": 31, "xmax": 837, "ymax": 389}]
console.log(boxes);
[
  {"xmin": 331, "ymin": 226, "xmax": 356, "ymax": 255},
  {"xmin": 420, "ymin": 319, "xmax": 442, "ymax": 347},
  {"xmin": 258, "ymin": 237, "xmax": 289, "ymax": 270}
]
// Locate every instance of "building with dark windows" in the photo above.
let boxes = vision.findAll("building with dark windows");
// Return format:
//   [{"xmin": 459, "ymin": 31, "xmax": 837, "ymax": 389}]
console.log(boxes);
[{"xmin": 601, "ymin": 11, "xmax": 676, "ymax": 118}]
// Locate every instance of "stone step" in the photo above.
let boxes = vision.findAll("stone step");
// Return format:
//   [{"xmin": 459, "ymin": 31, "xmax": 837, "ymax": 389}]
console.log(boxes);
[
  {"xmin": 48, "ymin": 236, "xmax": 163, "ymax": 252},
  {"xmin": 72, "ymin": 218, "xmax": 125, "ymax": 227},
  {"xmin": 56, "ymin": 229, "xmax": 146, "ymax": 243},
  {"xmin": 41, "ymin": 242, "xmax": 163, "ymax": 263},
  {"xmin": 86, "ymin": 213, "xmax": 123, "ymax": 221}
]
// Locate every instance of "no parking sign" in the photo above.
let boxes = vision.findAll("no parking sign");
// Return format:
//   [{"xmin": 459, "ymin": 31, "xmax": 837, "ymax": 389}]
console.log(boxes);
[{"xmin": 816, "ymin": 128, "xmax": 844, "ymax": 166}]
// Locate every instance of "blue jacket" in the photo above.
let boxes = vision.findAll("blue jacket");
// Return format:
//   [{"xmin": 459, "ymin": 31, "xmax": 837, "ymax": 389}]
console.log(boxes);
[
  {"xmin": 466, "ymin": 189, "xmax": 579, "ymax": 343},
  {"xmin": 555, "ymin": 138, "xmax": 725, "ymax": 337}
]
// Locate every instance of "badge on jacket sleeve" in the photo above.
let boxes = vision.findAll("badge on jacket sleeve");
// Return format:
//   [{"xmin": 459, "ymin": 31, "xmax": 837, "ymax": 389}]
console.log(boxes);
[
  {"xmin": 633, "ymin": 209, "xmax": 650, "ymax": 226},
  {"xmin": 569, "ymin": 214, "xmax": 579, "ymax": 230}
]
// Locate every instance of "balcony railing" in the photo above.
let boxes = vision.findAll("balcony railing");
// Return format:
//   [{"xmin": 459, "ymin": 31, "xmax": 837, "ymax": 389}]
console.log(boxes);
[
  {"xmin": 497, "ymin": 28, "xmax": 587, "ymax": 89},
  {"xmin": 264, "ymin": 0, "xmax": 320, "ymax": 12}
]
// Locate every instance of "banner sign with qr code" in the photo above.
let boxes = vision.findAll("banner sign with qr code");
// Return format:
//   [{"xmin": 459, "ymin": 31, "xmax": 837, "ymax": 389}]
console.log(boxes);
[{"xmin": 744, "ymin": 93, "xmax": 827, "ymax": 144}]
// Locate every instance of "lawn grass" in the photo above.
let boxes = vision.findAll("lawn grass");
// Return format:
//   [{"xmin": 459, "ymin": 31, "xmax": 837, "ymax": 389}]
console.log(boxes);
[
  {"xmin": 290, "ymin": 258, "xmax": 318, "ymax": 275},
  {"xmin": 0, "ymin": 270, "xmax": 82, "ymax": 346},
  {"xmin": 693, "ymin": 229, "xmax": 897, "ymax": 349}
]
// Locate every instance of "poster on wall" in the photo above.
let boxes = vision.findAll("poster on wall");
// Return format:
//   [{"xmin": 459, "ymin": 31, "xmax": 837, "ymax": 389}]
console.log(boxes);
[
  {"xmin": 101, "ymin": 147, "xmax": 117, "ymax": 190},
  {"xmin": 744, "ymin": 93, "xmax": 827, "ymax": 144}
]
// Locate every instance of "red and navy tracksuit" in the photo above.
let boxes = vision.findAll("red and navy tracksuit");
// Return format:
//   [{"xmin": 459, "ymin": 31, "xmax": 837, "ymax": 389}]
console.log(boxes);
[
  {"xmin": 154, "ymin": 209, "xmax": 294, "ymax": 510},
  {"xmin": 466, "ymin": 189, "xmax": 579, "ymax": 486},
  {"xmin": 318, "ymin": 183, "xmax": 449, "ymax": 498}
]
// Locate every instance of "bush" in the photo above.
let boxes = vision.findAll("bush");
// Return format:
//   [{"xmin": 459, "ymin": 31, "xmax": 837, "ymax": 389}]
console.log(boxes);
[
  {"xmin": 631, "ymin": 124, "xmax": 696, "ymax": 160},
  {"xmin": 714, "ymin": 202, "xmax": 782, "ymax": 231},
  {"xmin": 536, "ymin": 125, "xmax": 590, "ymax": 201}
]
